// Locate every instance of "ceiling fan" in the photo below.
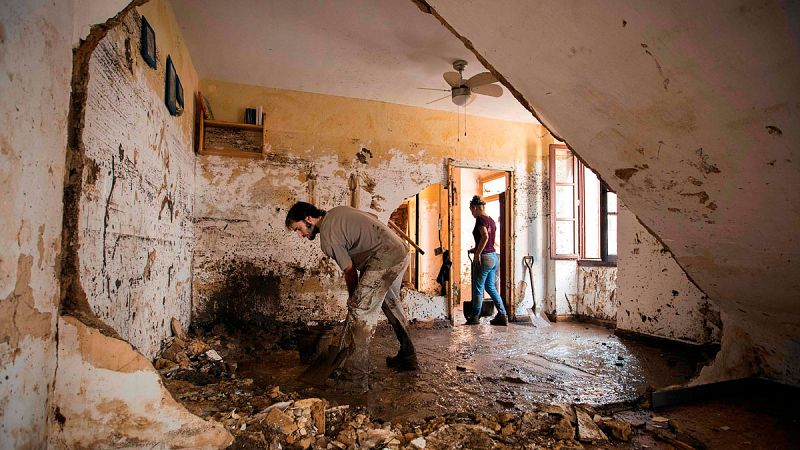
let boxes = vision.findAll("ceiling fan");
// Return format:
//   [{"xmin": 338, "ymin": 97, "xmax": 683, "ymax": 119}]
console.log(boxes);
[{"xmin": 421, "ymin": 59, "xmax": 503, "ymax": 106}]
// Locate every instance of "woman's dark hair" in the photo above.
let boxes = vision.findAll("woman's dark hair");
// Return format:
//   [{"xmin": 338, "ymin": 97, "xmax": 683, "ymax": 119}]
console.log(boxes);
[
  {"xmin": 469, "ymin": 195, "xmax": 486, "ymax": 207},
  {"xmin": 285, "ymin": 202, "xmax": 326, "ymax": 228}
]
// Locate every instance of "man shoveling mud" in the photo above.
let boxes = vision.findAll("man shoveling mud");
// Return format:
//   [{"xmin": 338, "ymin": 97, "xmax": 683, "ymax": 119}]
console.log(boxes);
[{"xmin": 285, "ymin": 202, "xmax": 418, "ymax": 388}]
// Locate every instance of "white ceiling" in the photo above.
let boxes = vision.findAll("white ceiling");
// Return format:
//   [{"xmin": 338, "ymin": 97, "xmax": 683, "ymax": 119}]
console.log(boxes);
[{"xmin": 169, "ymin": 0, "xmax": 537, "ymax": 123}]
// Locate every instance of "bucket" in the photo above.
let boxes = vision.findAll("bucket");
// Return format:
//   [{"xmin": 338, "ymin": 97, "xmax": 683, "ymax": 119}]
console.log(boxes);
[{"xmin": 463, "ymin": 299, "xmax": 495, "ymax": 318}]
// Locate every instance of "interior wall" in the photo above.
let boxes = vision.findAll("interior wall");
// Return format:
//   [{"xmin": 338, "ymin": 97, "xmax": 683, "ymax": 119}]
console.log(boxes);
[
  {"xmin": 417, "ymin": 183, "xmax": 446, "ymax": 296},
  {"xmin": 77, "ymin": 0, "xmax": 198, "ymax": 359},
  {"xmin": 0, "ymin": 1, "xmax": 75, "ymax": 445},
  {"xmin": 617, "ymin": 204, "xmax": 721, "ymax": 344},
  {"xmin": 193, "ymin": 79, "xmax": 546, "ymax": 326},
  {"xmin": 424, "ymin": 0, "xmax": 800, "ymax": 384},
  {"xmin": 576, "ymin": 266, "xmax": 617, "ymax": 322}
]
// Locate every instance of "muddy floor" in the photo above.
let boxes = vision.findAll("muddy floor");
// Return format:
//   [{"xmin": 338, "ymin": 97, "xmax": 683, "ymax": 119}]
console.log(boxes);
[
  {"xmin": 158, "ymin": 318, "xmax": 798, "ymax": 449},
  {"xmin": 236, "ymin": 320, "xmax": 707, "ymax": 423}
]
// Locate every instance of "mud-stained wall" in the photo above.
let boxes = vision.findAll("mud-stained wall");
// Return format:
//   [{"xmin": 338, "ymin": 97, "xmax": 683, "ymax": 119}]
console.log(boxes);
[
  {"xmin": 78, "ymin": 1, "xmax": 198, "ymax": 358},
  {"xmin": 1, "ymin": 1, "xmax": 74, "ymax": 445},
  {"xmin": 425, "ymin": 0, "xmax": 799, "ymax": 384},
  {"xmin": 194, "ymin": 79, "xmax": 548, "ymax": 325},
  {"xmin": 616, "ymin": 204, "xmax": 721, "ymax": 344},
  {"xmin": 576, "ymin": 266, "xmax": 617, "ymax": 322}
]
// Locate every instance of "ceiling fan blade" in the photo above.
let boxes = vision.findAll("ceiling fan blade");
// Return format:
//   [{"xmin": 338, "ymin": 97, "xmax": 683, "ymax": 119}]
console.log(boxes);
[
  {"xmin": 471, "ymin": 83, "xmax": 503, "ymax": 97},
  {"xmin": 417, "ymin": 87, "xmax": 451, "ymax": 92},
  {"xmin": 465, "ymin": 71, "xmax": 497, "ymax": 88},
  {"xmin": 426, "ymin": 94, "xmax": 451, "ymax": 105},
  {"xmin": 443, "ymin": 71, "xmax": 462, "ymax": 87}
]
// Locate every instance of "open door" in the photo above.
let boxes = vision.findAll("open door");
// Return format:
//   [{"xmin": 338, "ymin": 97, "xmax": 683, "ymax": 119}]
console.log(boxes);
[
  {"xmin": 446, "ymin": 162, "xmax": 456, "ymax": 324},
  {"xmin": 446, "ymin": 160, "xmax": 516, "ymax": 323}
]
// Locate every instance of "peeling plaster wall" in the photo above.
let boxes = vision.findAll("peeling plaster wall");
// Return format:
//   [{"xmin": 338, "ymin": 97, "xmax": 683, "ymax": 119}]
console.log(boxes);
[
  {"xmin": 425, "ymin": 0, "xmax": 799, "ymax": 384},
  {"xmin": 49, "ymin": 316, "xmax": 232, "ymax": 449},
  {"xmin": 617, "ymin": 204, "xmax": 721, "ymax": 344},
  {"xmin": 194, "ymin": 79, "xmax": 547, "ymax": 325},
  {"xmin": 576, "ymin": 266, "xmax": 617, "ymax": 322},
  {"xmin": 78, "ymin": 1, "xmax": 198, "ymax": 358},
  {"xmin": 1, "ymin": 0, "xmax": 74, "ymax": 445}
]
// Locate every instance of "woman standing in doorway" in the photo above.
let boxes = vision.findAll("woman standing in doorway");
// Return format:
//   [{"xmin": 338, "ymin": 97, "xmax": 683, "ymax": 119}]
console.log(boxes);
[{"xmin": 466, "ymin": 195, "xmax": 508, "ymax": 326}]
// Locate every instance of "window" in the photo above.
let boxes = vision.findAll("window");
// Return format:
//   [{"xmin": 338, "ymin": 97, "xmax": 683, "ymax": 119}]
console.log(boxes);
[{"xmin": 549, "ymin": 144, "xmax": 617, "ymax": 263}]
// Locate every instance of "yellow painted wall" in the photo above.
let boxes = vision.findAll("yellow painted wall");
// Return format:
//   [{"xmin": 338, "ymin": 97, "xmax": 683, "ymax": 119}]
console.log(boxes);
[{"xmin": 201, "ymin": 79, "xmax": 549, "ymax": 169}]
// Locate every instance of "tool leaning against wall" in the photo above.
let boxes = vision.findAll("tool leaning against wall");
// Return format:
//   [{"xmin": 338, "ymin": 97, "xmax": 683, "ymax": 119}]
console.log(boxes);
[{"xmin": 523, "ymin": 255, "xmax": 550, "ymax": 327}]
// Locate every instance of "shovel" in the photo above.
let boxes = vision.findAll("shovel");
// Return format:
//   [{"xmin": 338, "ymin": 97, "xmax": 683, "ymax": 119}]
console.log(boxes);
[
  {"xmin": 523, "ymin": 256, "xmax": 550, "ymax": 328},
  {"xmin": 299, "ymin": 321, "xmax": 352, "ymax": 386},
  {"xmin": 299, "ymin": 344, "xmax": 349, "ymax": 386}
]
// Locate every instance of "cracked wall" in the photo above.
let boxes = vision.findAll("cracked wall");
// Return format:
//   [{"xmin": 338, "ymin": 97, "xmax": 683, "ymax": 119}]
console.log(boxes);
[
  {"xmin": 193, "ymin": 79, "xmax": 549, "ymax": 325},
  {"xmin": 77, "ymin": 1, "xmax": 198, "ymax": 358}
]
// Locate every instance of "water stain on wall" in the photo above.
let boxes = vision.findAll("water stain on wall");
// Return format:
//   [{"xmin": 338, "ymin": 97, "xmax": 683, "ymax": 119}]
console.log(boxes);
[{"xmin": 197, "ymin": 260, "xmax": 282, "ymax": 329}]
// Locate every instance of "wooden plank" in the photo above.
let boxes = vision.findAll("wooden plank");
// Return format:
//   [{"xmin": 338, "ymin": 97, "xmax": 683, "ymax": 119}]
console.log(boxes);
[
  {"xmin": 199, "ymin": 148, "xmax": 264, "ymax": 159},
  {"xmin": 204, "ymin": 119, "xmax": 262, "ymax": 131}
]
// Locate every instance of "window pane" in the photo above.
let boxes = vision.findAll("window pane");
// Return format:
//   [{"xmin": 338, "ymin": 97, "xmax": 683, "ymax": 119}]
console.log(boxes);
[
  {"xmin": 555, "ymin": 185, "xmax": 575, "ymax": 218},
  {"xmin": 608, "ymin": 214, "xmax": 617, "ymax": 256},
  {"xmin": 556, "ymin": 220, "xmax": 576, "ymax": 254},
  {"xmin": 482, "ymin": 177, "xmax": 506, "ymax": 196},
  {"xmin": 607, "ymin": 191, "xmax": 617, "ymax": 213},
  {"xmin": 555, "ymin": 150, "xmax": 574, "ymax": 182},
  {"xmin": 583, "ymin": 168, "xmax": 600, "ymax": 258}
]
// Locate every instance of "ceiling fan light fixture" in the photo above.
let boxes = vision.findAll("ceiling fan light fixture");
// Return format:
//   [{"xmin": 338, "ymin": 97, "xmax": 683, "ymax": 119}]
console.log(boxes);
[{"xmin": 452, "ymin": 87, "xmax": 470, "ymax": 106}]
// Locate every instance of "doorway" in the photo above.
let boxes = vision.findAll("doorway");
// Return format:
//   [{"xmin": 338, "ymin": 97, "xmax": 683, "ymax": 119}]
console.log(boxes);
[{"xmin": 447, "ymin": 161, "xmax": 515, "ymax": 323}]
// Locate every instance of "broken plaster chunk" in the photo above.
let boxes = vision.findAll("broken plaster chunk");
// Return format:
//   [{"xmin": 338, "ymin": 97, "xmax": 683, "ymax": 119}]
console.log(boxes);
[
  {"xmin": 409, "ymin": 436, "xmax": 426, "ymax": 449},
  {"xmin": 576, "ymin": 409, "xmax": 608, "ymax": 442},
  {"xmin": 294, "ymin": 397, "xmax": 325, "ymax": 434},
  {"xmin": 206, "ymin": 349, "xmax": 223, "ymax": 361},
  {"xmin": 598, "ymin": 418, "xmax": 632, "ymax": 441},
  {"xmin": 264, "ymin": 407, "xmax": 298, "ymax": 435},
  {"xmin": 171, "ymin": 317, "xmax": 187, "ymax": 340},
  {"xmin": 357, "ymin": 428, "xmax": 394, "ymax": 448}
]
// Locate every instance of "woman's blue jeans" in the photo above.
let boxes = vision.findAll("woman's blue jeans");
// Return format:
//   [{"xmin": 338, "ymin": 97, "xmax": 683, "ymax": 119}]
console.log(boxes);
[{"xmin": 471, "ymin": 252, "xmax": 507, "ymax": 317}]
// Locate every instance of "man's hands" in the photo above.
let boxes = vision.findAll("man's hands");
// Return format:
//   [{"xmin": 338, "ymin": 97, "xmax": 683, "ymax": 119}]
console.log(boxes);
[{"xmin": 343, "ymin": 263, "xmax": 358, "ymax": 298}]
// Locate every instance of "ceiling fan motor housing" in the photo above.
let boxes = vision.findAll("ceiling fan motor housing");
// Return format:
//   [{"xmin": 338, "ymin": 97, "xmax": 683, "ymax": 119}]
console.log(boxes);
[{"xmin": 451, "ymin": 86, "xmax": 470, "ymax": 105}]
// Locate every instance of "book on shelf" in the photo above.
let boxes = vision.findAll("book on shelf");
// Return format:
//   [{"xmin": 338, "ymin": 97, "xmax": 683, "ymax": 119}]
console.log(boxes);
[
  {"xmin": 245, "ymin": 108, "xmax": 256, "ymax": 125},
  {"xmin": 256, "ymin": 106, "xmax": 263, "ymax": 125},
  {"xmin": 198, "ymin": 92, "xmax": 214, "ymax": 120}
]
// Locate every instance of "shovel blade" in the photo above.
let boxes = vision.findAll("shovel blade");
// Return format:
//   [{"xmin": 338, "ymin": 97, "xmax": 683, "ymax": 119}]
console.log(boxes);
[{"xmin": 300, "ymin": 345, "xmax": 347, "ymax": 386}]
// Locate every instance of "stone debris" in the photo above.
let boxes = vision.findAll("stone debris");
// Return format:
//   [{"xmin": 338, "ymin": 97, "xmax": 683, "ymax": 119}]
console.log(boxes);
[
  {"xmin": 153, "ymin": 325, "xmax": 703, "ymax": 449},
  {"xmin": 576, "ymin": 408, "xmax": 608, "ymax": 442},
  {"xmin": 597, "ymin": 417, "xmax": 632, "ymax": 441}
]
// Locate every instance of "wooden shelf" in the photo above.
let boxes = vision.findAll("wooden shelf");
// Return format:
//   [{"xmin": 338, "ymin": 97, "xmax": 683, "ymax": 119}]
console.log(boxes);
[
  {"xmin": 196, "ymin": 94, "xmax": 267, "ymax": 156},
  {"xmin": 203, "ymin": 119, "xmax": 263, "ymax": 131}
]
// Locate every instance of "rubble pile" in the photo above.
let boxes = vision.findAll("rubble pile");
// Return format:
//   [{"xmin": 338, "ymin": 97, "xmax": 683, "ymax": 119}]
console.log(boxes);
[{"xmin": 155, "ymin": 321, "xmax": 697, "ymax": 449}]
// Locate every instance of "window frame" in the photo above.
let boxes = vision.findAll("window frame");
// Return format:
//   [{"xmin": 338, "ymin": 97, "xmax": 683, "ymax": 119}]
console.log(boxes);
[
  {"xmin": 550, "ymin": 144, "xmax": 617, "ymax": 265},
  {"xmin": 549, "ymin": 144, "xmax": 580, "ymax": 259}
]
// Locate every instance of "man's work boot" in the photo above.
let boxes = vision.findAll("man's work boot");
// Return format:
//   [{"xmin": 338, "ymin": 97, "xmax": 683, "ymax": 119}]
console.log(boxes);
[
  {"xmin": 465, "ymin": 316, "xmax": 480, "ymax": 325},
  {"xmin": 489, "ymin": 313, "xmax": 508, "ymax": 326},
  {"xmin": 386, "ymin": 352, "xmax": 419, "ymax": 371}
]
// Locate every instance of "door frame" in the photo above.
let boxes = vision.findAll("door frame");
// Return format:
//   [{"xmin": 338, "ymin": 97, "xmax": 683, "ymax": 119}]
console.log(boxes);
[{"xmin": 446, "ymin": 159, "xmax": 516, "ymax": 323}]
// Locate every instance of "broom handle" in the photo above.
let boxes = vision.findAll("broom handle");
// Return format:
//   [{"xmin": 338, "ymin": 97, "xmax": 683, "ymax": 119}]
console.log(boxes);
[{"xmin": 388, "ymin": 220, "xmax": 426, "ymax": 255}]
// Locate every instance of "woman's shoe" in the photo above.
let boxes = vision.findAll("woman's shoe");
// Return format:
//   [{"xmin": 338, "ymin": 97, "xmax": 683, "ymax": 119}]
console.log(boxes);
[
  {"xmin": 465, "ymin": 316, "xmax": 481, "ymax": 325},
  {"xmin": 489, "ymin": 314, "xmax": 508, "ymax": 326}
]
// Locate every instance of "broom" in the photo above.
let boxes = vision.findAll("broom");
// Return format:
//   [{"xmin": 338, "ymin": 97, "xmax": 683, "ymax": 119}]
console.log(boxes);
[{"xmin": 523, "ymin": 256, "xmax": 550, "ymax": 327}]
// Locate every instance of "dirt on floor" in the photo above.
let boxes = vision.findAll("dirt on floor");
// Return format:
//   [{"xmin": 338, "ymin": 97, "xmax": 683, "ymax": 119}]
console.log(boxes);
[{"xmin": 156, "ymin": 319, "xmax": 798, "ymax": 449}]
